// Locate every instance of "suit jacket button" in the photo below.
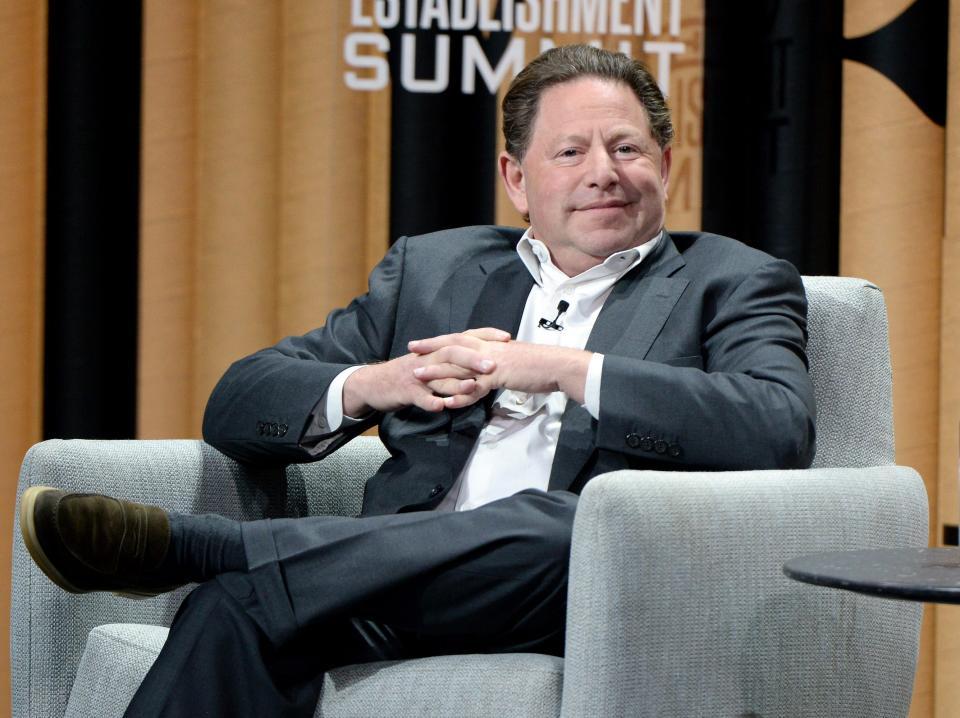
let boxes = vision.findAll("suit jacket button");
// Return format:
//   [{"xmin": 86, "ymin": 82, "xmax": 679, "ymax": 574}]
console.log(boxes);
[
  {"xmin": 668, "ymin": 443, "xmax": 682, "ymax": 458},
  {"xmin": 429, "ymin": 484, "xmax": 443, "ymax": 498},
  {"xmin": 626, "ymin": 433, "xmax": 641, "ymax": 449},
  {"xmin": 639, "ymin": 437, "xmax": 654, "ymax": 452},
  {"xmin": 654, "ymin": 440, "xmax": 668, "ymax": 454}
]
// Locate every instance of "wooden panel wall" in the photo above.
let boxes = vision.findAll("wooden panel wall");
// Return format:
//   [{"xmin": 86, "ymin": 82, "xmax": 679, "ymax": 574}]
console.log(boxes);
[
  {"xmin": 0, "ymin": 2, "xmax": 45, "ymax": 715},
  {"xmin": 139, "ymin": 1, "xmax": 389, "ymax": 437},
  {"xmin": 841, "ymin": 1, "xmax": 955, "ymax": 716},
  {"xmin": 279, "ymin": 2, "xmax": 390, "ymax": 336},
  {"xmin": 139, "ymin": 0, "xmax": 197, "ymax": 438},
  {"xmin": 661, "ymin": 0, "xmax": 704, "ymax": 230},
  {"xmin": 934, "ymin": 2, "xmax": 960, "ymax": 715},
  {"xmin": 194, "ymin": 1, "xmax": 283, "ymax": 420}
]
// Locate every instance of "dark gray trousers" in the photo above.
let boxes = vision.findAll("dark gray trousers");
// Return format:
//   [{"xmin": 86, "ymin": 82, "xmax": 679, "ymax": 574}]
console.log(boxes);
[{"xmin": 123, "ymin": 489, "xmax": 577, "ymax": 717}]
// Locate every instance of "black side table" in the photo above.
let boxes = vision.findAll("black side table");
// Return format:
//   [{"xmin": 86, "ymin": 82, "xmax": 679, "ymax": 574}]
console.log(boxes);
[{"xmin": 783, "ymin": 547, "xmax": 960, "ymax": 603}]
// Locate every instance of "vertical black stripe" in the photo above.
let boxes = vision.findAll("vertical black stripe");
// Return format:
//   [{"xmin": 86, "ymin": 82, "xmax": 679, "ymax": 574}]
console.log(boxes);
[
  {"xmin": 702, "ymin": 0, "xmax": 842, "ymax": 275},
  {"xmin": 386, "ymin": 28, "xmax": 512, "ymax": 241},
  {"xmin": 44, "ymin": 1, "xmax": 143, "ymax": 439}
]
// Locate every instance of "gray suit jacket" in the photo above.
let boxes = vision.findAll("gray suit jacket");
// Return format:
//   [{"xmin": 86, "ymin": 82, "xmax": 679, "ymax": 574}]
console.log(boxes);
[{"xmin": 203, "ymin": 226, "xmax": 816, "ymax": 516}]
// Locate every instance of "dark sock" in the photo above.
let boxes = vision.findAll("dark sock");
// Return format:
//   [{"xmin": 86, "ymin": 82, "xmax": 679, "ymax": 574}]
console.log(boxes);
[{"xmin": 159, "ymin": 513, "xmax": 247, "ymax": 583}]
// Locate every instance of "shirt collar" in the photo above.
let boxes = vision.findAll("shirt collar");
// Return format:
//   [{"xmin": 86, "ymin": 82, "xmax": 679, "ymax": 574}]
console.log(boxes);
[{"xmin": 516, "ymin": 228, "xmax": 663, "ymax": 288}]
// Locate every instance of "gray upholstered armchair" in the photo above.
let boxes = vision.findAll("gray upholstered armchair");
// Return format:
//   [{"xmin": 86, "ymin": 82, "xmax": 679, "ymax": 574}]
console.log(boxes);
[{"xmin": 12, "ymin": 277, "xmax": 927, "ymax": 717}]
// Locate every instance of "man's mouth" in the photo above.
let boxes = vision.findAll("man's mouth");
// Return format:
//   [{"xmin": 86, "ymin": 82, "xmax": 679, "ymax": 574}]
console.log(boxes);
[{"xmin": 577, "ymin": 200, "xmax": 630, "ymax": 211}]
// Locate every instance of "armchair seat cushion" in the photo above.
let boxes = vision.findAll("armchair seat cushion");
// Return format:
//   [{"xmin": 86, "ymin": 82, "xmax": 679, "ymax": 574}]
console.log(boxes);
[{"xmin": 64, "ymin": 624, "xmax": 564, "ymax": 718}]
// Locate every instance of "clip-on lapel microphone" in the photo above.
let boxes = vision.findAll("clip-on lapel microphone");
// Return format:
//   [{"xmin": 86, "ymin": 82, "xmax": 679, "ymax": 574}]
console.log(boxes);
[{"xmin": 538, "ymin": 300, "xmax": 570, "ymax": 331}]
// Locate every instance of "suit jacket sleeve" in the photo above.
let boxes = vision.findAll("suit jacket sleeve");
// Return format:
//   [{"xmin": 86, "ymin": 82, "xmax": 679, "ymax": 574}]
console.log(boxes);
[
  {"xmin": 202, "ymin": 237, "xmax": 409, "ymax": 465},
  {"xmin": 595, "ymin": 258, "xmax": 816, "ymax": 470}
]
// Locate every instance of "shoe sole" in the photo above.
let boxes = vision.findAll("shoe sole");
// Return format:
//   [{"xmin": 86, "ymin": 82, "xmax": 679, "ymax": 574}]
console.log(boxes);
[{"xmin": 20, "ymin": 486, "xmax": 162, "ymax": 599}]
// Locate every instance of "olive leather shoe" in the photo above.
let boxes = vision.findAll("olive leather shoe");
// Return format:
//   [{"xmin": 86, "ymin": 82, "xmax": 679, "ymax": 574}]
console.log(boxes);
[{"xmin": 20, "ymin": 486, "xmax": 181, "ymax": 598}]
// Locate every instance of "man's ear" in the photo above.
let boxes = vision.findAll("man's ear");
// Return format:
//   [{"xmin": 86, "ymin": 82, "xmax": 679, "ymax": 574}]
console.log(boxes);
[
  {"xmin": 660, "ymin": 145, "xmax": 673, "ymax": 200},
  {"xmin": 498, "ymin": 151, "xmax": 529, "ymax": 219}
]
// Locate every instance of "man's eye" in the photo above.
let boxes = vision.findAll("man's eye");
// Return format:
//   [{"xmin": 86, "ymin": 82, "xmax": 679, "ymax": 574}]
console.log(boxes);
[
  {"xmin": 615, "ymin": 145, "xmax": 638, "ymax": 154},
  {"xmin": 558, "ymin": 148, "xmax": 578, "ymax": 157}
]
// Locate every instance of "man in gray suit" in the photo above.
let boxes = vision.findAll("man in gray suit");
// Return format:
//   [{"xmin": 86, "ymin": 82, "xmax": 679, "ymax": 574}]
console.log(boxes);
[{"xmin": 21, "ymin": 45, "xmax": 815, "ymax": 717}]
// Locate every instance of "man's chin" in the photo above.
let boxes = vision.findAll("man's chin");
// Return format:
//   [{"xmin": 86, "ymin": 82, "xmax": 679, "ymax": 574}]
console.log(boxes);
[{"xmin": 578, "ymin": 228, "xmax": 648, "ymax": 252}]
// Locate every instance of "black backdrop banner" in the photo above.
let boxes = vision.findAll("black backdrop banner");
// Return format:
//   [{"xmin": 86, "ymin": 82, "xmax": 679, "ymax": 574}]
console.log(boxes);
[
  {"xmin": 701, "ymin": 0, "xmax": 843, "ymax": 275},
  {"xmin": 44, "ymin": 1, "xmax": 142, "ymax": 439},
  {"xmin": 386, "ymin": 27, "xmax": 512, "ymax": 240}
]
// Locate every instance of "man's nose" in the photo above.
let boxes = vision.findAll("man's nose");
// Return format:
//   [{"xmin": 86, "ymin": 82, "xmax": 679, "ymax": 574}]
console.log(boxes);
[{"xmin": 583, "ymin": 148, "xmax": 619, "ymax": 189}]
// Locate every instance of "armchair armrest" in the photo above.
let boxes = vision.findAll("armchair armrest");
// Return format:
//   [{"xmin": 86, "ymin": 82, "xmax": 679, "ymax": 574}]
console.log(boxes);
[
  {"xmin": 11, "ymin": 437, "xmax": 388, "ymax": 718},
  {"xmin": 560, "ymin": 466, "xmax": 927, "ymax": 718}
]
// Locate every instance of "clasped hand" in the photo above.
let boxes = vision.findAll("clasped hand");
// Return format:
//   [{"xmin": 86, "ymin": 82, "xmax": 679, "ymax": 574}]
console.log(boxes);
[{"xmin": 342, "ymin": 328, "xmax": 590, "ymax": 416}]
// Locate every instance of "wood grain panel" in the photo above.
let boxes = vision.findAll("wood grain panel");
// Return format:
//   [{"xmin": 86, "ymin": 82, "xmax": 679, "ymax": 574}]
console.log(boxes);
[
  {"xmin": 364, "ymin": 84, "xmax": 391, "ymax": 276},
  {"xmin": 194, "ymin": 0, "xmax": 282, "ymax": 423},
  {"xmin": 139, "ymin": 0, "xmax": 198, "ymax": 437},
  {"xmin": 279, "ymin": 2, "xmax": 384, "ymax": 336},
  {"xmin": 933, "ymin": 2, "xmax": 960, "ymax": 715},
  {"xmin": 840, "ymin": 59, "xmax": 943, "ymax": 718},
  {"xmin": 659, "ymin": 0, "xmax": 703, "ymax": 230},
  {"xmin": 0, "ymin": 3, "xmax": 45, "ymax": 715}
]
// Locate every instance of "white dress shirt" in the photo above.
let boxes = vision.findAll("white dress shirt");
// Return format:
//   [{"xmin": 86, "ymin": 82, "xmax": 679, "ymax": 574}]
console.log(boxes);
[{"xmin": 326, "ymin": 229, "xmax": 662, "ymax": 511}]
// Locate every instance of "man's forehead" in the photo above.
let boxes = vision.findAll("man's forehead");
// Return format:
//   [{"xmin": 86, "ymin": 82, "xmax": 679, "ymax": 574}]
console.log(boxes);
[
  {"xmin": 531, "ymin": 78, "xmax": 652, "ymax": 134},
  {"xmin": 539, "ymin": 76, "xmax": 637, "ymax": 103}
]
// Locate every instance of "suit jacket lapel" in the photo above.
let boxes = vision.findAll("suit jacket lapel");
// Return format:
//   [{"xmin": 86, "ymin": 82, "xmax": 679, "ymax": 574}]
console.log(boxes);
[
  {"xmin": 548, "ymin": 233, "xmax": 689, "ymax": 491},
  {"xmin": 447, "ymin": 254, "xmax": 535, "ymax": 473},
  {"xmin": 451, "ymin": 254, "xmax": 534, "ymax": 337}
]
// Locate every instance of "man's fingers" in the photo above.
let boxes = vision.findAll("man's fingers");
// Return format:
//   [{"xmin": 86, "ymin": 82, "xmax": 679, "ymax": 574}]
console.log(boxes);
[
  {"xmin": 407, "ymin": 327, "xmax": 509, "ymax": 354},
  {"xmin": 435, "ymin": 345, "xmax": 495, "ymax": 373},
  {"xmin": 407, "ymin": 333, "xmax": 471, "ymax": 354},
  {"xmin": 413, "ymin": 360, "xmax": 491, "ymax": 382},
  {"xmin": 412, "ymin": 363, "xmax": 476, "ymax": 381},
  {"xmin": 411, "ymin": 346, "xmax": 495, "ymax": 376},
  {"xmin": 410, "ymin": 388, "xmax": 446, "ymax": 412},
  {"xmin": 424, "ymin": 378, "xmax": 477, "ymax": 397},
  {"xmin": 464, "ymin": 327, "xmax": 511, "ymax": 342}
]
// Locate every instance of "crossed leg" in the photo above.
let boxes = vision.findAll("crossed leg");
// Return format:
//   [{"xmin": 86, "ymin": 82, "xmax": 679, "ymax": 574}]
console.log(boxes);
[{"xmin": 123, "ymin": 489, "xmax": 577, "ymax": 718}]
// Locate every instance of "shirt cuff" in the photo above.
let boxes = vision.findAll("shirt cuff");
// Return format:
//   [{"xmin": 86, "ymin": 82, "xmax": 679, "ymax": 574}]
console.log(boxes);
[
  {"xmin": 324, "ymin": 365, "xmax": 368, "ymax": 430},
  {"xmin": 584, "ymin": 353, "xmax": 604, "ymax": 420}
]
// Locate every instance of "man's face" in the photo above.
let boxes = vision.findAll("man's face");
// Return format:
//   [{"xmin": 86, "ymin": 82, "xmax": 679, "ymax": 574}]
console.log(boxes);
[{"xmin": 500, "ymin": 77, "xmax": 671, "ymax": 276}]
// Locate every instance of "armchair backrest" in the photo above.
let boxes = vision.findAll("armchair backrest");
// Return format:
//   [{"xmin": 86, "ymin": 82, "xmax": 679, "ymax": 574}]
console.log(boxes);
[{"xmin": 802, "ymin": 276, "xmax": 894, "ymax": 468}]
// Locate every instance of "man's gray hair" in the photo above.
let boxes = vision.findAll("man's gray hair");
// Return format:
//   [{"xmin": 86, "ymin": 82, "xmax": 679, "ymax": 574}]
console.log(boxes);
[{"xmin": 502, "ymin": 44, "xmax": 674, "ymax": 161}]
